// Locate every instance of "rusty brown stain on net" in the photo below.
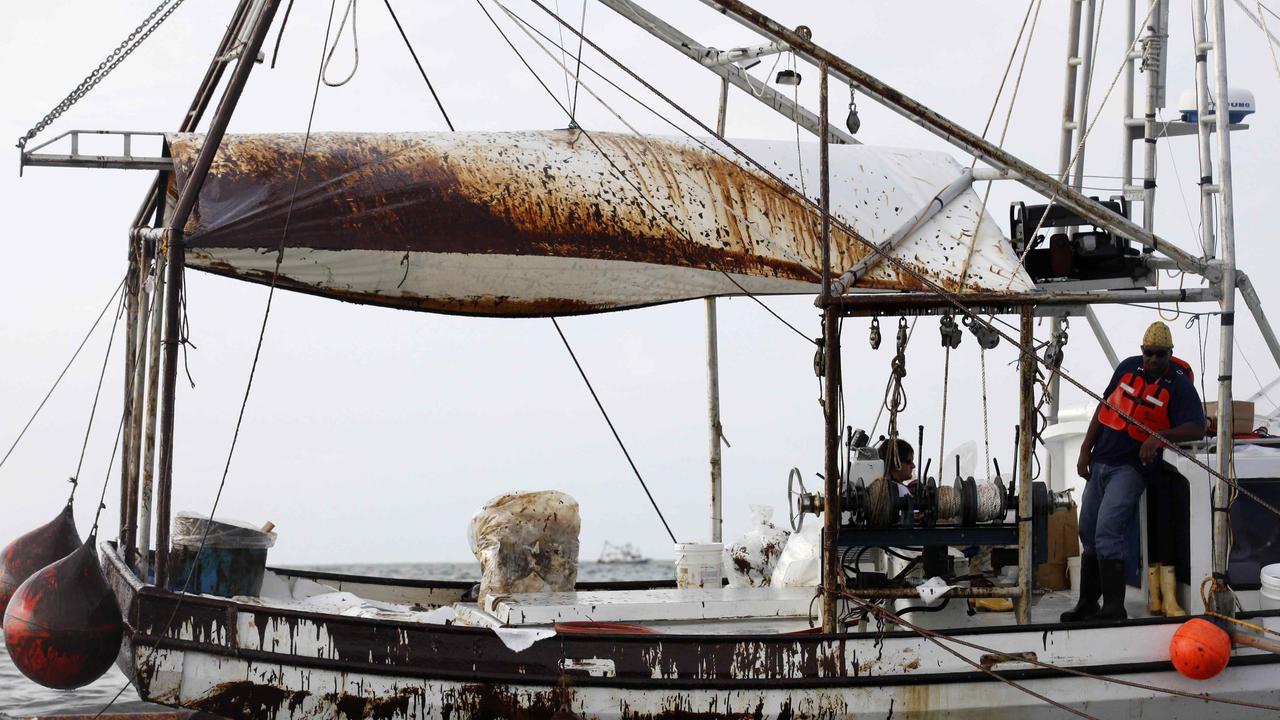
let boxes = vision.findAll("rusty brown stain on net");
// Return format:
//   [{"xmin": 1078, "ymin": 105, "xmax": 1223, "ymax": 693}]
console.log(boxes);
[{"xmin": 167, "ymin": 131, "xmax": 1007, "ymax": 294}]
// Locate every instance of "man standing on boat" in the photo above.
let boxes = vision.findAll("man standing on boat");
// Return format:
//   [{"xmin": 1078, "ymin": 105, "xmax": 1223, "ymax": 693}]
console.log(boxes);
[{"xmin": 1062, "ymin": 321, "xmax": 1206, "ymax": 622}]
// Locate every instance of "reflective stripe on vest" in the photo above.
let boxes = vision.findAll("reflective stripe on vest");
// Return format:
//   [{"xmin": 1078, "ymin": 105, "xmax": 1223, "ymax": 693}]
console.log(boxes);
[{"xmin": 1098, "ymin": 371, "xmax": 1173, "ymax": 441}]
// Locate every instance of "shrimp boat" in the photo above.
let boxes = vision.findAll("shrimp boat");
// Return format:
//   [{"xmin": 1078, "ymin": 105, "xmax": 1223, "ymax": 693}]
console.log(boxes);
[
  {"xmin": 599, "ymin": 542, "xmax": 648, "ymax": 564},
  {"xmin": 7, "ymin": 0, "xmax": 1280, "ymax": 718}
]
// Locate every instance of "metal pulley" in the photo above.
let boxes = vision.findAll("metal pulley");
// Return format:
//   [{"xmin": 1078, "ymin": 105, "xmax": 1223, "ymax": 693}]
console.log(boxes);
[
  {"xmin": 963, "ymin": 316, "xmax": 1001, "ymax": 349},
  {"xmin": 1044, "ymin": 319, "xmax": 1069, "ymax": 368},
  {"xmin": 869, "ymin": 317, "xmax": 881, "ymax": 349},
  {"xmin": 939, "ymin": 314, "xmax": 963, "ymax": 349},
  {"xmin": 787, "ymin": 468, "xmax": 824, "ymax": 531},
  {"xmin": 846, "ymin": 85, "xmax": 861, "ymax": 135}
]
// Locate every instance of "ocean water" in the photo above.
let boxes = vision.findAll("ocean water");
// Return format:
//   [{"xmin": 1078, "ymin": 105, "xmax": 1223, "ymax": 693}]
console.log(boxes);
[{"xmin": 0, "ymin": 560, "xmax": 673, "ymax": 718}]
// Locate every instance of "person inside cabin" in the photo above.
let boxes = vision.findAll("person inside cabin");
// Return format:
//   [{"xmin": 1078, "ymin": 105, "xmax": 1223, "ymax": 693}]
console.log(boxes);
[
  {"xmin": 879, "ymin": 438, "xmax": 916, "ymax": 497},
  {"xmin": 1062, "ymin": 321, "xmax": 1206, "ymax": 622}
]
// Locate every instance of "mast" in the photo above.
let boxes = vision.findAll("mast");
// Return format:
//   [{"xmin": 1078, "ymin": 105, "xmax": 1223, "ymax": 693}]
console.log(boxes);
[
  {"xmin": 705, "ymin": 78, "xmax": 730, "ymax": 545},
  {"xmin": 152, "ymin": 0, "xmax": 283, "ymax": 588},
  {"xmin": 817, "ymin": 61, "xmax": 842, "ymax": 635},
  {"xmin": 1207, "ymin": 0, "xmax": 1239, "ymax": 612}
]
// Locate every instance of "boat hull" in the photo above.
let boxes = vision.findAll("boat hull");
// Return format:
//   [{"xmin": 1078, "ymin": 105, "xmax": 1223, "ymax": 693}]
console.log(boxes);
[{"xmin": 101, "ymin": 544, "xmax": 1280, "ymax": 719}]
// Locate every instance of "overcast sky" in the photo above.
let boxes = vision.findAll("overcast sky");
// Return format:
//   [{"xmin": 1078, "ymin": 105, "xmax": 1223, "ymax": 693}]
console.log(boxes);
[{"xmin": 2, "ymin": 0, "xmax": 1278, "ymax": 566}]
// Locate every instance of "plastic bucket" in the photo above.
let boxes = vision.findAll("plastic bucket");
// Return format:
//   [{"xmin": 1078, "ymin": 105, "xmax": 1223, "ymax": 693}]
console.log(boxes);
[
  {"xmin": 1261, "ymin": 563, "xmax": 1280, "ymax": 610},
  {"xmin": 1067, "ymin": 556, "xmax": 1082, "ymax": 592},
  {"xmin": 167, "ymin": 513, "xmax": 276, "ymax": 598},
  {"xmin": 675, "ymin": 542, "xmax": 723, "ymax": 589}
]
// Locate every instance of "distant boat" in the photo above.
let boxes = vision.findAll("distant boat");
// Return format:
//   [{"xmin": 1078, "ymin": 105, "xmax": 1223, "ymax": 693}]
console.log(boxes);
[{"xmin": 598, "ymin": 541, "xmax": 648, "ymax": 564}]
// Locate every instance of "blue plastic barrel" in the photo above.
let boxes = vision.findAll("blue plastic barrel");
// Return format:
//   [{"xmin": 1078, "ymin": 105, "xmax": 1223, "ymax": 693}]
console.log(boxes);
[{"xmin": 166, "ymin": 513, "xmax": 276, "ymax": 597}]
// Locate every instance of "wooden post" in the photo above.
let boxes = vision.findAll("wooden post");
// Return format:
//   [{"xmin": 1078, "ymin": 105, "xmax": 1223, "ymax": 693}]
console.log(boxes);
[
  {"xmin": 817, "ymin": 61, "xmax": 843, "ymax": 635},
  {"xmin": 119, "ymin": 240, "xmax": 139, "ymax": 549}
]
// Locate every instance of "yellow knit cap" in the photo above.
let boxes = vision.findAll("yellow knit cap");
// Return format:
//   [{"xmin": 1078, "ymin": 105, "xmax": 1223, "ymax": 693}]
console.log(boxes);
[{"xmin": 1142, "ymin": 321, "xmax": 1174, "ymax": 349}]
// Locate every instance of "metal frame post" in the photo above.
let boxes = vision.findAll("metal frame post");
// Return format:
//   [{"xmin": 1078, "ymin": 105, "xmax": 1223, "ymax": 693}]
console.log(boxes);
[
  {"xmin": 1140, "ymin": 1, "xmax": 1170, "ymax": 232},
  {"xmin": 153, "ymin": 0, "xmax": 282, "ymax": 588},
  {"xmin": 119, "ymin": 241, "xmax": 140, "ymax": 551},
  {"xmin": 1208, "ymin": 0, "xmax": 1238, "ymax": 610},
  {"xmin": 1192, "ymin": 0, "xmax": 1219, "ymax": 258},
  {"xmin": 817, "ymin": 61, "xmax": 842, "ymax": 635},
  {"xmin": 1016, "ymin": 307, "xmax": 1036, "ymax": 624},
  {"xmin": 704, "ymin": 75, "xmax": 730, "ymax": 544}
]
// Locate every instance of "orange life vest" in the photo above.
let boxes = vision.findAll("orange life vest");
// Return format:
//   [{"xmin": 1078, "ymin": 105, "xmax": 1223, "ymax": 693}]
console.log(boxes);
[{"xmin": 1098, "ymin": 367, "xmax": 1176, "ymax": 442}]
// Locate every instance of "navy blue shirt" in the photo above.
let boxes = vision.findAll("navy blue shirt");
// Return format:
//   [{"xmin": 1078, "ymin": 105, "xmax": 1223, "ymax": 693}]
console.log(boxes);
[{"xmin": 1091, "ymin": 355, "xmax": 1205, "ymax": 471}]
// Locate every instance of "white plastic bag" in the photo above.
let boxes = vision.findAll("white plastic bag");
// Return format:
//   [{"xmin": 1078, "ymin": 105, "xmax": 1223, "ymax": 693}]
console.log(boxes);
[
  {"xmin": 724, "ymin": 505, "xmax": 790, "ymax": 587},
  {"xmin": 772, "ymin": 522, "xmax": 821, "ymax": 587},
  {"xmin": 468, "ymin": 490, "xmax": 580, "ymax": 600}
]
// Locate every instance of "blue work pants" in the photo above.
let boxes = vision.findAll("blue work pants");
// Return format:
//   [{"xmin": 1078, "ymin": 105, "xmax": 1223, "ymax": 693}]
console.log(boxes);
[{"xmin": 1078, "ymin": 461, "xmax": 1147, "ymax": 561}]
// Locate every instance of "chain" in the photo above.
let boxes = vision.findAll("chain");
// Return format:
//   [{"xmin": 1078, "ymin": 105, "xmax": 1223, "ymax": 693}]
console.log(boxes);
[{"xmin": 17, "ymin": 0, "xmax": 188, "ymax": 150}]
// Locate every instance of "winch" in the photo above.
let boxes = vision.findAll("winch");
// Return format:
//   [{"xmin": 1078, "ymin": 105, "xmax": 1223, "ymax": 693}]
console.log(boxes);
[{"xmin": 788, "ymin": 429, "xmax": 1073, "ymax": 570}]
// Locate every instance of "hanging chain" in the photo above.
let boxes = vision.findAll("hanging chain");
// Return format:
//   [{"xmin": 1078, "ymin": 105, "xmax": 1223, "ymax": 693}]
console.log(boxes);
[{"xmin": 16, "ymin": 0, "xmax": 188, "ymax": 151}]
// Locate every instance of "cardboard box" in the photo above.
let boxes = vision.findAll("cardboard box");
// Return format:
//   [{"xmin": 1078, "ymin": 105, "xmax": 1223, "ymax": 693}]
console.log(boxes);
[
  {"xmin": 1035, "ymin": 507, "xmax": 1079, "ymax": 591},
  {"xmin": 1204, "ymin": 400, "xmax": 1255, "ymax": 434}
]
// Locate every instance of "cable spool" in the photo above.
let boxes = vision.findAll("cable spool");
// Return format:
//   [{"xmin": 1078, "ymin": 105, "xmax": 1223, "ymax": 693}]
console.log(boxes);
[
  {"xmin": 975, "ymin": 482, "xmax": 1006, "ymax": 523},
  {"xmin": 866, "ymin": 477, "xmax": 894, "ymax": 529},
  {"xmin": 936, "ymin": 485, "xmax": 962, "ymax": 520}
]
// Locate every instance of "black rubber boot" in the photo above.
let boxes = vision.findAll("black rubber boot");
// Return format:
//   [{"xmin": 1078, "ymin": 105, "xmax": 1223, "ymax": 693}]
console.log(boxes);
[
  {"xmin": 1060, "ymin": 553, "xmax": 1101, "ymax": 622},
  {"xmin": 1095, "ymin": 558, "xmax": 1129, "ymax": 621}
]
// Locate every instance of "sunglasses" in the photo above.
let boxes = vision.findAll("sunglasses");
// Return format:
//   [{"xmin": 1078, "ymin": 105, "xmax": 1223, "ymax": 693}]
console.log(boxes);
[{"xmin": 1142, "ymin": 348, "xmax": 1170, "ymax": 359}]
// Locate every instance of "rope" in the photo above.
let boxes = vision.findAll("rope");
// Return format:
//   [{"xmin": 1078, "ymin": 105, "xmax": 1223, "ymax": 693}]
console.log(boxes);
[
  {"xmin": 522, "ymin": 0, "xmax": 1277, "ymax": 522},
  {"xmin": 882, "ymin": 318, "xmax": 909, "ymax": 470},
  {"xmin": 551, "ymin": 318, "xmax": 678, "ymax": 544},
  {"xmin": 838, "ymin": 591, "xmax": 1099, "ymax": 719},
  {"xmin": 937, "ymin": 346, "xmax": 951, "ymax": 480},
  {"xmin": 16, "ymin": 0, "xmax": 188, "ymax": 150},
  {"xmin": 1258, "ymin": 0, "xmax": 1280, "ymax": 86},
  {"xmin": 0, "ymin": 277, "xmax": 125, "ymax": 474},
  {"xmin": 937, "ymin": 485, "xmax": 962, "ymax": 518},
  {"xmin": 571, "ymin": 0, "xmax": 588, "ymax": 120},
  {"xmin": 71, "ymin": 287, "xmax": 129, "ymax": 504},
  {"xmin": 321, "ymin": 0, "xmax": 359, "ymax": 87},
  {"xmin": 866, "ymin": 477, "xmax": 894, "ymax": 529},
  {"xmin": 1200, "ymin": 576, "xmax": 1280, "ymax": 638},
  {"xmin": 980, "ymin": 349, "xmax": 991, "ymax": 477},
  {"xmin": 383, "ymin": 0, "xmax": 454, "ymax": 130},
  {"xmin": 870, "ymin": 318, "xmax": 916, "ymax": 437},
  {"xmin": 840, "ymin": 589, "xmax": 1280, "ymax": 714},
  {"xmin": 975, "ymin": 481, "xmax": 1004, "ymax": 522}
]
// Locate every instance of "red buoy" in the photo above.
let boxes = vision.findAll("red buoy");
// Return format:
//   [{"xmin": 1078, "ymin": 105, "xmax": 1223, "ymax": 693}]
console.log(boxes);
[
  {"xmin": 0, "ymin": 504, "xmax": 81, "ymax": 612},
  {"xmin": 3, "ymin": 537, "xmax": 123, "ymax": 689},
  {"xmin": 1170, "ymin": 618, "xmax": 1232, "ymax": 680}
]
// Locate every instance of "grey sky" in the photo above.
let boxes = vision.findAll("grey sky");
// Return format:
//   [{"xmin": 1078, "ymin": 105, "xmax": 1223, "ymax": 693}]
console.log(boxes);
[{"xmin": 2, "ymin": 1, "xmax": 1277, "ymax": 565}]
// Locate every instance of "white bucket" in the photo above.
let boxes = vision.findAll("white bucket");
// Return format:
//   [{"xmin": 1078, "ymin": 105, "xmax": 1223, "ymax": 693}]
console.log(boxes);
[
  {"xmin": 1261, "ymin": 563, "xmax": 1280, "ymax": 610},
  {"xmin": 1067, "ymin": 556, "xmax": 1082, "ymax": 592},
  {"xmin": 675, "ymin": 542, "xmax": 723, "ymax": 589}
]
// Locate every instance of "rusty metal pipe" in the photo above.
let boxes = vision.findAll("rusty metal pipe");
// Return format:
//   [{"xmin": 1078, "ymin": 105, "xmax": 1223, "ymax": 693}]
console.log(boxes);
[
  {"xmin": 154, "ymin": 0, "xmax": 282, "ymax": 589},
  {"xmin": 702, "ymin": 0, "xmax": 1209, "ymax": 276},
  {"xmin": 138, "ymin": 249, "xmax": 167, "ymax": 582},
  {"xmin": 828, "ymin": 168, "xmax": 974, "ymax": 297}
]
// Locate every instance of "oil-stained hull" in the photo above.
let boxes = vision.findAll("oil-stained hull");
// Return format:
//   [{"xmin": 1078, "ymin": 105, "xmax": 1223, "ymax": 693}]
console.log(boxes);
[
  {"xmin": 166, "ymin": 131, "xmax": 1035, "ymax": 316},
  {"xmin": 100, "ymin": 544, "xmax": 1280, "ymax": 719}
]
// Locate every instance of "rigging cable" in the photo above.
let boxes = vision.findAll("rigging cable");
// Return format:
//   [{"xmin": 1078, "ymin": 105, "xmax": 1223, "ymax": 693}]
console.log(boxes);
[
  {"xmin": 0, "ymin": 277, "xmax": 125, "ymax": 474},
  {"xmin": 483, "ymin": 0, "xmax": 816, "ymax": 346},
  {"xmin": 570, "ymin": 0, "xmax": 587, "ymax": 119},
  {"xmin": 551, "ymin": 318, "xmax": 677, "ymax": 544},
  {"xmin": 71, "ymin": 288, "xmax": 129, "ymax": 505},
  {"xmin": 841, "ymin": 588, "xmax": 1280, "ymax": 715},
  {"xmin": 521, "ymin": 0, "xmax": 1280, "ymax": 521},
  {"xmin": 383, "ymin": 0, "xmax": 455, "ymax": 130},
  {"xmin": 321, "ymin": 0, "xmax": 359, "ymax": 87}
]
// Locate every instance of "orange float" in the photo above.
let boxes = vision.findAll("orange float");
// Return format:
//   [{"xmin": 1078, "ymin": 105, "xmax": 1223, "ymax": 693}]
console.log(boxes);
[{"xmin": 1170, "ymin": 618, "xmax": 1231, "ymax": 680}]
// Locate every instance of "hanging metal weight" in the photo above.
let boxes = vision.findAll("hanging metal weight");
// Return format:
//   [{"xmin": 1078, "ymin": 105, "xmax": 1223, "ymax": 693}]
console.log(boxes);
[{"xmin": 939, "ymin": 313, "xmax": 963, "ymax": 349}]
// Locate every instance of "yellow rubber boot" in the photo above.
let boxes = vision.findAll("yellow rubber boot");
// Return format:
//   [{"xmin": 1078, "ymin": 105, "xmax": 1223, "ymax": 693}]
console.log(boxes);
[
  {"xmin": 1147, "ymin": 564, "xmax": 1163, "ymax": 615},
  {"xmin": 1160, "ymin": 565, "xmax": 1186, "ymax": 617}
]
